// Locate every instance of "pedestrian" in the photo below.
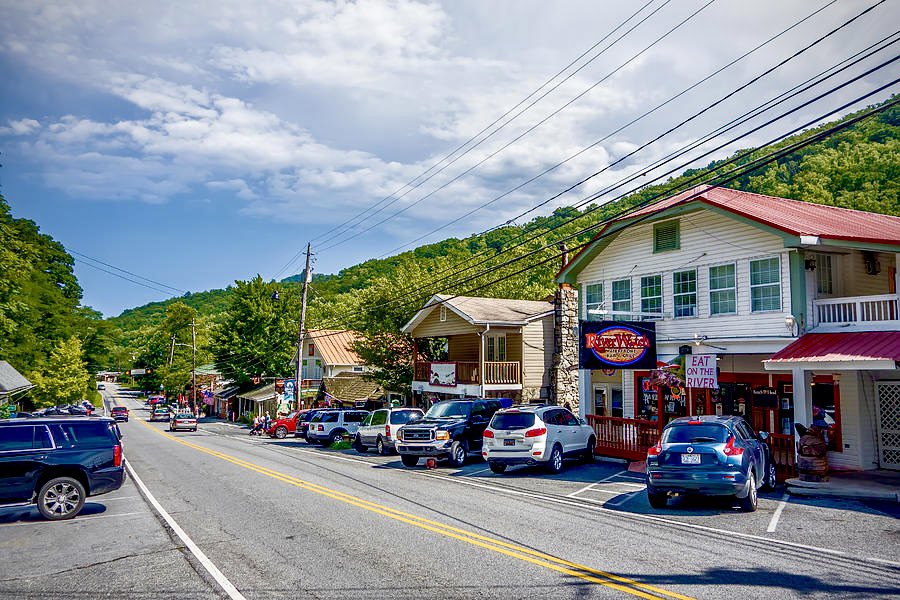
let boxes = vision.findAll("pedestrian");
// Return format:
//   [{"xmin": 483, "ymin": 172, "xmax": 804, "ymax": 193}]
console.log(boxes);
[
  {"xmin": 251, "ymin": 414, "xmax": 260, "ymax": 435},
  {"xmin": 265, "ymin": 411, "xmax": 271, "ymax": 430}
]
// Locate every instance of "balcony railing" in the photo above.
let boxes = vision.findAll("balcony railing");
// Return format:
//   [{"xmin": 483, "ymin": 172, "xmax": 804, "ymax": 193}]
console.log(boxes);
[
  {"xmin": 413, "ymin": 361, "xmax": 521, "ymax": 385},
  {"xmin": 813, "ymin": 293, "xmax": 899, "ymax": 328},
  {"xmin": 585, "ymin": 416, "xmax": 659, "ymax": 461}
]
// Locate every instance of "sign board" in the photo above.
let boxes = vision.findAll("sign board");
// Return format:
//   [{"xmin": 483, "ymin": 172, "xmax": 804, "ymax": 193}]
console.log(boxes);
[
  {"xmin": 429, "ymin": 362, "xmax": 456, "ymax": 387},
  {"xmin": 685, "ymin": 354, "xmax": 718, "ymax": 389},
  {"xmin": 579, "ymin": 321, "xmax": 657, "ymax": 370},
  {"xmin": 129, "ymin": 368, "xmax": 147, "ymax": 376}
]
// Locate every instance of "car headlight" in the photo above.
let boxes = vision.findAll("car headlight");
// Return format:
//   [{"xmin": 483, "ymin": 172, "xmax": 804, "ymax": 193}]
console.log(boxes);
[
  {"xmin": 435, "ymin": 430, "xmax": 450, "ymax": 441},
  {"xmin": 397, "ymin": 430, "xmax": 403, "ymax": 441}
]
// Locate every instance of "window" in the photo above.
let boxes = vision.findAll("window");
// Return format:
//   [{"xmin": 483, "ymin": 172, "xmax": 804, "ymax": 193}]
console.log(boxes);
[
  {"xmin": 486, "ymin": 334, "xmax": 507, "ymax": 361},
  {"xmin": 640, "ymin": 275, "xmax": 662, "ymax": 317},
  {"xmin": 490, "ymin": 412, "xmax": 535, "ymax": 430},
  {"xmin": 593, "ymin": 386, "xmax": 608, "ymax": 416},
  {"xmin": 308, "ymin": 343, "xmax": 315, "ymax": 357},
  {"xmin": 0, "ymin": 426, "xmax": 35, "ymax": 451},
  {"xmin": 585, "ymin": 283, "xmax": 604, "ymax": 320},
  {"xmin": 440, "ymin": 305, "xmax": 447, "ymax": 322},
  {"xmin": 352, "ymin": 366, "xmax": 364, "ymax": 372},
  {"xmin": 673, "ymin": 270, "xmax": 697, "ymax": 318},
  {"xmin": 709, "ymin": 264, "xmax": 737, "ymax": 315},
  {"xmin": 815, "ymin": 253, "xmax": 834, "ymax": 295},
  {"xmin": 653, "ymin": 220, "xmax": 680, "ymax": 252},
  {"xmin": 562, "ymin": 411, "xmax": 580, "ymax": 426},
  {"xmin": 49, "ymin": 423, "xmax": 115, "ymax": 448},
  {"xmin": 371, "ymin": 411, "xmax": 387, "ymax": 426},
  {"xmin": 390, "ymin": 410, "xmax": 422, "ymax": 425},
  {"xmin": 542, "ymin": 409, "xmax": 563, "ymax": 426},
  {"xmin": 750, "ymin": 257, "xmax": 781, "ymax": 312},
  {"xmin": 471, "ymin": 402, "xmax": 490, "ymax": 420},
  {"xmin": 612, "ymin": 279, "xmax": 631, "ymax": 320}
]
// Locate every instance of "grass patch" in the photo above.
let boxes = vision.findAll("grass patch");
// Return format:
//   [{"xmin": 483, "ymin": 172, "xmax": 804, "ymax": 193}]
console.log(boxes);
[{"xmin": 330, "ymin": 440, "xmax": 352, "ymax": 450}]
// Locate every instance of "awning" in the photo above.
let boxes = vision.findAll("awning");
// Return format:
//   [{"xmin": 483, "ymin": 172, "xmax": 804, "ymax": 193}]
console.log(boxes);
[
  {"xmin": 214, "ymin": 385, "xmax": 240, "ymax": 399},
  {"xmin": 764, "ymin": 332, "xmax": 900, "ymax": 371}
]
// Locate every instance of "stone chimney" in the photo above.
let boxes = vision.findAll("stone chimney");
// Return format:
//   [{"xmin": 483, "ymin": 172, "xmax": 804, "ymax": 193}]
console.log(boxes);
[{"xmin": 550, "ymin": 246, "xmax": 580, "ymax": 413}]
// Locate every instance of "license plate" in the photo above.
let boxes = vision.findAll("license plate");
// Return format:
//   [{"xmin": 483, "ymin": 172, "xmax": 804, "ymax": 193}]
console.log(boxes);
[
  {"xmin": 503, "ymin": 439, "xmax": 515, "ymax": 446},
  {"xmin": 681, "ymin": 454, "xmax": 701, "ymax": 464}
]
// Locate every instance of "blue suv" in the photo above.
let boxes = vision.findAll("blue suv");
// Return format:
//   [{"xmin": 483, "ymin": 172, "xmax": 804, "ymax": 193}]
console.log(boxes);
[
  {"xmin": 645, "ymin": 415, "xmax": 776, "ymax": 512},
  {"xmin": 0, "ymin": 417, "xmax": 125, "ymax": 520}
]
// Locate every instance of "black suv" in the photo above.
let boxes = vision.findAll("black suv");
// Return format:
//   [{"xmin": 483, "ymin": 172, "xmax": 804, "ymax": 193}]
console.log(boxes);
[
  {"xmin": 396, "ymin": 399, "xmax": 502, "ymax": 467},
  {"xmin": 0, "ymin": 417, "xmax": 125, "ymax": 520}
]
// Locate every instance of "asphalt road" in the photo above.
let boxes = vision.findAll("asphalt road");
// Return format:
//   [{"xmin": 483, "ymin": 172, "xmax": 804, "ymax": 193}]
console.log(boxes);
[{"xmin": 2, "ymin": 383, "xmax": 898, "ymax": 600}]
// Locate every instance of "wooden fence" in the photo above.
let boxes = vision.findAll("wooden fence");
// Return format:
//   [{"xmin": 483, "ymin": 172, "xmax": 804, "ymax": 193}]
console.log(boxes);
[{"xmin": 586, "ymin": 416, "xmax": 660, "ymax": 461}]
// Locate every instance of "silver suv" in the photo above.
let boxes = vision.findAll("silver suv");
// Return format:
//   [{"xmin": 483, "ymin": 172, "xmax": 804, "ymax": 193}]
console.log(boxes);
[
  {"xmin": 353, "ymin": 408, "xmax": 424, "ymax": 455},
  {"xmin": 306, "ymin": 410, "xmax": 369, "ymax": 445}
]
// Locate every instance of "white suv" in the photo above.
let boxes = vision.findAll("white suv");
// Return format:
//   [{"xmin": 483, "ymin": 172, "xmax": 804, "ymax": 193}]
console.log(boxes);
[
  {"xmin": 306, "ymin": 410, "xmax": 369, "ymax": 445},
  {"xmin": 482, "ymin": 405, "xmax": 596, "ymax": 474},
  {"xmin": 353, "ymin": 407, "xmax": 424, "ymax": 455}
]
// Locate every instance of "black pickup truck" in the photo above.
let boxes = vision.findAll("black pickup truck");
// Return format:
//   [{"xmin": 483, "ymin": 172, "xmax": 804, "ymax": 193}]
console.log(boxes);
[
  {"xmin": 395, "ymin": 399, "xmax": 503, "ymax": 467},
  {"xmin": 0, "ymin": 417, "xmax": 125, "ymax": 520}
]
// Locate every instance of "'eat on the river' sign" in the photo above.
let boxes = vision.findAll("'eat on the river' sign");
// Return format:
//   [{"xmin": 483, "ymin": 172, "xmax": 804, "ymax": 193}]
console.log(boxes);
[{"xmin": 686, "ymin": 354, "xmax": 718, "ymax": 389}]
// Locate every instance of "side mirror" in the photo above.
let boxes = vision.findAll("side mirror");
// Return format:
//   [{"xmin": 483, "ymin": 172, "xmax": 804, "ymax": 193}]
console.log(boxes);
[
  {"xmin": 757, "ymin": 431, "xmax": 769, "ymax": 441},
  {"xmin": 579, "ymin": 418, "xmax": 587, "ymax": 426}
]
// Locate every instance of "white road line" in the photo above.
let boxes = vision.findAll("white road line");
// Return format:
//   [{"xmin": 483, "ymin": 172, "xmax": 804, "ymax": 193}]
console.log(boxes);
[
  {"xmin": 126, "ymin": 463, "xmax": 247, "ymax": 600},
  {"xmin": 0, "ymin": 511, "xmax": 145, "ymax": 527},
  {"xmin": 566, "ymin": 470, "xmax": 626, "ymax": 498},
  {"xmin": 465, "ymin": 467, "xmax": 492, "ymax": 476},
  {"xmin": 418, "ymin": 472, "xmax": 900, "ymax": 569},
  {"xmin": 767, "ymin": 493, "xmax": 790, "ymax": 533},
  {"xmin": 610, "ymin": 482, "xmax": 645, "ymax": 489}
]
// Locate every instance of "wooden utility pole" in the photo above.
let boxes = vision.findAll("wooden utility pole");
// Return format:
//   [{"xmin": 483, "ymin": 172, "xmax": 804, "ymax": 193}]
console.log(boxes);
[
  {"xmin": 191, "ymin": 317, "xmax": 197, "ymax": 415},
  {"xmin": 295, "ymin": 243, "xmax": 312, "ymax": 410},
  {"xmin": 169, "ymin": 334, "xmax": 176, "ymax": 366}
]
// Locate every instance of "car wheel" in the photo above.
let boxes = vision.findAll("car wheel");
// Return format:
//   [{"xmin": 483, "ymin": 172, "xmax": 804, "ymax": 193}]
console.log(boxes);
[
  {"xmin": 37, "ymin": 477, "xmax": 86, "ymax": 520},
  {"xmin": 275, "ymin": 426, "xmax": 287, "ymax": 440},
  {"xmin": 329, "ymin": 430, "xmax": 344, "ymax": 445},
  {"xmin": 739, "ymin": 472, "xmax": 759, "ymax": 512},
  {"xmin": 763, "ymin": 460, "xmax": 777, "ymax": 491},
  {"xmin": 547, "ymin": 444, "xmax": 564, "ymax": 474},
  {"xmin": 583, "ymin": 437, "xmax": 596, "ymax": 463},
  {"xmin": 376, "ymin": 436, "xmax": 388, "ymax": 456},
  {"xmin": 488, "ymin": 461, "xmax": 507, "ymax": 474},
  {"xmin": 353, "ymin": 435, "xmax": 367, "ymax": 453},
  {"xmin": 647, "ymin": 487, "xmax": 668, "ymax": 509},
  {"xmin": 401, "ymin": 455, "xmax": 419, "ymax": 467},
  {"xmin": 192, "ymin": 428, "xmax": 197, "ymax": 432},
  {"xmin": 448, "ymin": 441, "xmax": 467, "ymax": 468}
]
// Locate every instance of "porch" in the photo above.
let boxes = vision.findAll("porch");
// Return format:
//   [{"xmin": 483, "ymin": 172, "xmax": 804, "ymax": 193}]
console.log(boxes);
[
  {"xmin": 413, "ymin": 360, "xmax": 522, "ymax": 386},
  {"xmin": 812, "ymin": 293, "xmax": 899, "ymax": 331}
]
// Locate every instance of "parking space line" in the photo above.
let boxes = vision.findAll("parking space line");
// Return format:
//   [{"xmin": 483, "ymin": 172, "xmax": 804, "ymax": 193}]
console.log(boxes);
[
  {"xmin": 0, "ymin": 511, "xmax": 146, "ymax": 527},
  {"xmin": 767, "ymin": 493, "xmax": 790, "ymax": 533},
  {"xmin": 566, "ymin": 482, "xmax": 599, "ymax": 498},
  {"xmin": 465, "ymin": 468, "xmax": 492, "ymax": 476}
]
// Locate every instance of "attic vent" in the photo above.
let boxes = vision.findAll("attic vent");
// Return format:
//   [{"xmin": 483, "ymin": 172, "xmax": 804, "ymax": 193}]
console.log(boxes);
[
  {"xmin": 653, "ymin": 220, "xmax": 680, "ymax": 253},
  {"xmin": 440, "ymin": 305, "xmax": 447, "ymax": 322}
]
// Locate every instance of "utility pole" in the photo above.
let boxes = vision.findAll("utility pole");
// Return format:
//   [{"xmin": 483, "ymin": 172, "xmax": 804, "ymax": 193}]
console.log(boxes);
[
  {"xmin": 191, "ymin": 317, "xmax": 197, "ymax": 416},
  {"xmin": 295, "ymin": 242, "xmax": 312, "ymax": 410},
  {"xmin": 169, "ymin": 334, "xmax": 176, "ymax": 366}
]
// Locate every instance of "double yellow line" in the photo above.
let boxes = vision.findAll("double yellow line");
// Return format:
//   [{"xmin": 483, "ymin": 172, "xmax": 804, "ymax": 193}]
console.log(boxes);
[{"xmin": 136, "ymin": 419, "xmax": 693, "ymax": 600}]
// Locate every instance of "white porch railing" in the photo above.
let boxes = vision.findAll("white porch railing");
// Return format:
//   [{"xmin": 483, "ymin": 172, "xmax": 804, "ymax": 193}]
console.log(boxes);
[{"xmin": 814, "ymin": 293, "xmax": 899, "ymax": 327}]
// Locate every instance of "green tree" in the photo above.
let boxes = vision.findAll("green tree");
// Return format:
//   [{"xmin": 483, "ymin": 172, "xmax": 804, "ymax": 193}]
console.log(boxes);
[{"xmin": 29, "ymin": 336, "xmax": 92, "ymax": 407}]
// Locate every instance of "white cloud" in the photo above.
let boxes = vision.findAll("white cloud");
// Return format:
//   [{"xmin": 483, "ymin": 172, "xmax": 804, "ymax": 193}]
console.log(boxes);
[{"xmin": 0, "ymin": 118, "xmax": 41, "ymax": 135}]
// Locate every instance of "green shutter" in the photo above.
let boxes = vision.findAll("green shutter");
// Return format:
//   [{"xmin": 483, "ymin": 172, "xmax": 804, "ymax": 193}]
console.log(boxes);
[{"xmin": 653, "ymin": 220, "xmax": 680, "ymax": 253}]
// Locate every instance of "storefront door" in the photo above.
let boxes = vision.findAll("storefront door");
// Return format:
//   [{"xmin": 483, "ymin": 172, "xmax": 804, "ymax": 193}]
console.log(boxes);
[{"xmin": 876, "ymin": 382, "xmax": 900, "ymax": 470}]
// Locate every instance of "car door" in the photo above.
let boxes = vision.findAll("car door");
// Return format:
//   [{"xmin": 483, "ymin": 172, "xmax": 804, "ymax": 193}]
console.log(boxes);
[
  {"xmin": 542, "ymin": 409, "xmax": 565, "ymax": 452},
  {"xmin": 370, "ymin": 410, "xmax": 388, "ymax": 443},
  {"xmin": 561, "ymin": 409, "xmax": 586, "ymax": 453},
  {"xmin": 468, "ymin": 402, "xmax": 491, "ymax": 451},
  {"xmin": 0, "ymin": 425, "xmax": 52, "ymax": 504},
  {"xmin": 358, "ymin": 413, "xmax": 374, "ymax": 443},
  {"xmin": 737, "ymin": 420, "xmax": 765, "ymax": 480}
]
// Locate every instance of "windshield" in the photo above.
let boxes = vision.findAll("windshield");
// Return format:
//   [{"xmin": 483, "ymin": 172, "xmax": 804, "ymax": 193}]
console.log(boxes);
[
  {"xmin": 662, "ymin": 424, "xmax": 730, "ymax": 444},
  {"xmin": 285, "ymin": 412, "xmax": 297, "ymax": 420},
  {"xmin": 176, "ymin": 413, "xmax": 194, "ymax": 419},
  {"xmin": 425, "ymin": 402, "xmax": 471, "ymax": 419},
  {"xmin": 390, "ymin": 410, "xmax": 424, "ymax": 424},
  {"xmin": 490, "ymin": 412, "xmax": 535, "ymax": 430}
]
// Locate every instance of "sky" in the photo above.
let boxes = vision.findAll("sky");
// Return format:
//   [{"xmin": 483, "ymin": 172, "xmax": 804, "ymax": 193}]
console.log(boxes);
[{"xmin": 1, "ymin": 0, "xmax": 897, "ymax": 317}]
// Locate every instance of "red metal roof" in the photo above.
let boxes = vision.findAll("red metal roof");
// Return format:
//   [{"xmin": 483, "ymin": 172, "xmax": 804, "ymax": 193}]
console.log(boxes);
[
  {"xmin": 766, "ymin": 332, "xmax": 900, "ymax": 365},
  {"xmin": 621, "ymin": 186, "xmax": 900, "ymax": 244}
]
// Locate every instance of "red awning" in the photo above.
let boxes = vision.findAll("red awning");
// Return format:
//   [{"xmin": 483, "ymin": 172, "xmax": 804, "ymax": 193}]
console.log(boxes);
[{"xmin": 764, "ymin": 332, "xmax": 900, "ymax": 370}]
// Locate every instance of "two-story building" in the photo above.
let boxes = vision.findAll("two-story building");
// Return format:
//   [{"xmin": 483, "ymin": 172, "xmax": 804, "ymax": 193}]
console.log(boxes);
[
  {"xmin": 300, "ymin": 329, "xmax": 369, "ymax": 390},
  {"xmin": 556, "ymin": 185, "xmax": 900, "ymax": 473},
  {"xmin": 402, "ymin": 294, "xmax": 555, "ymax": 405}
]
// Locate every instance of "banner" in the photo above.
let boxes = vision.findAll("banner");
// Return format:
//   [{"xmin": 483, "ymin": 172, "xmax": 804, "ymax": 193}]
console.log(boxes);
[
  {"xmin": 579, "ymin": 321, "xmax": 657, "ymax": 370},
  {"xmin": 429, "ymin": 362, "xmax": 457, "ymax": 386},
  {"xmin": 283, "ymin": 379, "xmax": 296, "ymax": 405},
  {"xmin": 685, "ymin": 354, "xmax": 718, "ymax": 388}
]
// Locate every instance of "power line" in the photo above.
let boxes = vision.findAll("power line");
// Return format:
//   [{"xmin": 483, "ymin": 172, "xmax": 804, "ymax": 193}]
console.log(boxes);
[
  {"xmin": 316, "ymin": 0, "xmax": 719, "ymax": 252},
  {"xmin": 70, "ymin": 249, "xmax": 187, "ymax": 295}
]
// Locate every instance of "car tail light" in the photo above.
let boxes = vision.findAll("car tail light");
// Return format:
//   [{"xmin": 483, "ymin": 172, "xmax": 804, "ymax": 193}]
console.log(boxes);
[
  {"xmin": 723, "ymin": 436, "xmax": 744, "ymax": 456},
  {"xmin": 483, "ymin": 429, "xmax": 495, "ymax": 438},
  {"xmin": 113, "ymin": 444, "xmax": 122, "ymax": 467},
  {"xmin": 647, "ymin": 440, "xmax": 662, "ymax": 457},
  {"xmin": 385, "ymin": 424, "xmax": 391, "ymax": 437},
  {"xmin": 317, "ymin": 424, "xmax": 324, "ymax": 431},
  {"xmin": 524, "ymin": 427, "xmax": 547, "ymax": 438}
]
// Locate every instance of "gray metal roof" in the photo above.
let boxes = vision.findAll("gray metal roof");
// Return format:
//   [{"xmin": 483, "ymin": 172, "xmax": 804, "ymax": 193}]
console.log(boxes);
[{"xmin": 0, "ymin": 361, "xmax": 32, "ymax": 394}]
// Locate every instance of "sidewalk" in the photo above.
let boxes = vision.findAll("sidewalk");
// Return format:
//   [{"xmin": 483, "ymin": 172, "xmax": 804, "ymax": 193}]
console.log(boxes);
[{"xmin": 786, "ymin": 469, "xmax": 900, "ymax": 502}]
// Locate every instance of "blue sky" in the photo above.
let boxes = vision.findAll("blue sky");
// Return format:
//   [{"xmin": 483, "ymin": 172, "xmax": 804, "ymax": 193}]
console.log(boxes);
[{"xmin": 1, "ymin": 0, "xmax": 897, "ymax": 316}]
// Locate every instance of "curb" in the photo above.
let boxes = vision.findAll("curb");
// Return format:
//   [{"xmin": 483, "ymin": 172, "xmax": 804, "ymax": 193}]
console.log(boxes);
[{"xmin": 786, "ymin": 485, "xmax": 900, "ymax": 502}]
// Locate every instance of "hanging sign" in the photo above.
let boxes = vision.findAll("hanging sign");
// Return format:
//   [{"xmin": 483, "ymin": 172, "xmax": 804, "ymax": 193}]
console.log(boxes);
[
  {"xmin": 429, "ymin": 362, "xmax": 457, "ymax": 386},
  {"xmin": 686, "ymin": 354, "xmax": 718, "ymax": 389},
  {"xmin": 579, "ymin": 321, "xmax": 657, "ymax": 370}
]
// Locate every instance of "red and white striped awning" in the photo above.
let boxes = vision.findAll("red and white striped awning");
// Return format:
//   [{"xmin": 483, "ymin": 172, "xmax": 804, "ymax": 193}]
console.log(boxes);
[{"xmin": 763, "ymin": 332, "xmax": 900, "ymax": 371}]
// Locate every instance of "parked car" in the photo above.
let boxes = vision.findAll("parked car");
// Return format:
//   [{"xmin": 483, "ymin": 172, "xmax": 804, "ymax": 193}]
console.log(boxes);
[
  {"xmin": 97, "ymin": 383, "xmax": 105, "ymax": 390},
  {"xmin": 110, "ymin": 406, "xmax": 129, "ymax": 422},
  {"xmin": 81, "ymin": 401, "xmax": 96, "ymax": 414},
  {"xmin": 395, "ymin": 399, "xmax": 503, "ymax": 468},
  {"xmin": 149, "ymin": 407, "xmax": 170, "ymax": 422},
  {"xmin": 306, "ymin": 410, "xmax": 369, "ymax": 445},
  {"xmin": 295, "ymin": 409, "xmax": 326, "ymax": 439},
  {"xmin": 0, "ymin": 417, "xmax": 125, "ymax": 520},
  {"xmin": 266, "ymin": 410, "xmax": 305, "ymax": 439},
  {"xmin": 482, "ymin": 405, "xmax": 595, "ymax": 474},
  {"xmin": 645, "ymin": 415, "xmax": 776, "ymax": 512},
  {"xmin": 169, "ymin": 413, "xmax": 197, "ymax": 432},
  {"xmin": 353, "ymin": 407, "xmax": 424, "ymax": 455}
]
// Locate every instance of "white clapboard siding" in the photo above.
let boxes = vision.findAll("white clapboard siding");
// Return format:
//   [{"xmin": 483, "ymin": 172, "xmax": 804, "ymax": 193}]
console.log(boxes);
[
  {"xmin": 522, "ymin": 317, "xmax": 553, "ymax": 388},
  {"xmin": 577, "ymin": 209, "xmax": 793, "ymax": 343},
  {"xmin": 828, "ymin": 371, "xmax": 862, "ymax": 470}
]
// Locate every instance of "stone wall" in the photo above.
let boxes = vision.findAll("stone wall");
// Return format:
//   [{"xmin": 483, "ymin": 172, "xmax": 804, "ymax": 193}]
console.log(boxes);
[{"xmin": 550, "ymin": 284, "xmax": 579, "ymax": 412}]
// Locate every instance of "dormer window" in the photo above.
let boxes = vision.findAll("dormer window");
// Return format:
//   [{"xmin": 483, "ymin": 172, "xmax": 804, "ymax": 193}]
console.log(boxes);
[
  {"xmin": 440, "ymin": 306, "xmax": 447, "ymax": 322},
  {"xmin": 308, "ymin": 343, "xmax": 315, "ymax": 357},
  {"xmin": 653, "ymin": 220, "xmax": 680, "ymax": 253}
]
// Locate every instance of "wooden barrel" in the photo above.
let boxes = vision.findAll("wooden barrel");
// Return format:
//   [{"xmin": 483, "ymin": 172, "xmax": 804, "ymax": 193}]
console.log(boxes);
[{"xmin": 797, "ymin": 455, "xmax": 829, "ymax": 482}]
